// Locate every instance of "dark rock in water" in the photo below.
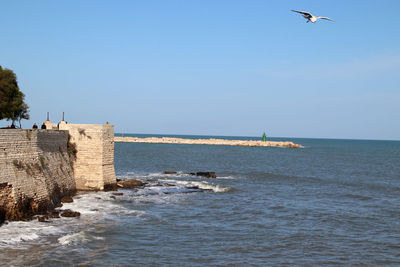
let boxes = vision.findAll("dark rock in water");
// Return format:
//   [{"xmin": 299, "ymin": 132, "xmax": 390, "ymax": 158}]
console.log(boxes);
[
  {"xmin": 0, "ymin": 210, "xmax": 5, "ymax": 225},
  {"xmin": 56, "ymin": 203, "xmax": 63, "ymax": 208},
  {"xmin": 116, "ymin": 178, "xmax": 122, "ymax": 182},
  {"xmin": 60, "ymin": 209, "xmax": 81, "ymax": 217},
  {"xmin": 61, "ymin": 196, "xmax": 73, "ymax": 203},
  {"xmin": 202, "ymin": 189, "xmax": 213, "ymax": 192},
  {"xmin": 189, "ymin": 173, "xmax": 196, "ymax": 176},
  {"xmin": 48, "ymin": 210, "xmax": 60, "ymax": 219},
  {"xmin": 186, "ymin": 186, "xmax": 200, "ymax": 190},
  {"xmin": 104, "ymin": 183, "xmax": 118, "ymax": 191},
  {"xmin": 37, "ymin": 216, "xmax": 47, "ymax": 222},
  {"xmin": 110, "ymin": 196, "xmax": 116, "ymax": 199},
  {"xmin": 164, "ymin": 171, "xmax": 177, "ymax": 174},
  {"xmin": 112, "ymin": 192, "xmax": 123, "ymax": 196},
  {"xmin": 166, "ymin": 184, "xmax": 175, "ymax": 187},
  {"xmin": 117, "ymin": 179, "xmax": 144, "ymax": 189},
  {"xmin": 196, "ymin": 172, "xmax": 216, "ymax": 178}
]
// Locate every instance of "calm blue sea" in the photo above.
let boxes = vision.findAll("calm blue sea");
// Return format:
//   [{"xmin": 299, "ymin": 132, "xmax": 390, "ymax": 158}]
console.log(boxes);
[{"xmin": 1, "ymin": 135, "xmax": 400, "ymax": 266}]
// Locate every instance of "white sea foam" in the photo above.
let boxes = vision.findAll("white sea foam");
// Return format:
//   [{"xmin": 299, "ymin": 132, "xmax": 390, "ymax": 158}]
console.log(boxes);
[
  {"xmin": 133, "ymin": 185, "xmax": 192, "ymax": 196},
  {"xmin": 216, "ymin": 175, "xmax": 237, "ymax": 180},
  {"xmin": 118, "ymin": 171, "xmax": 170, "ymax": 180},
  {"xmin": 195, "ymin": 181, "xmax": 232, "ymax": 192},
  {"xmin": 121, "ymin": 169, "xmax": 237, "ymax": 182},
  {"xmin": 163, "ymin": 179, "xmax": 232, "ymax": 193},
  {"xmin": 0, "ymin": 191, "xmax": 146, "ymax": 248},
  {"xmin": 0, "ymin": 221, "xmax": 63, "ymax": 247},
  {"xmin": 60, "ymin": 191, "xmax": 128, "ymax": 216},
  {"xmin": 58, "ymin": 230, "xmax": 105, "ymax": 246},
  {"xmin": 6, "ymin": 232, "xmax": 39, "ymax": 244},
  {"xmin": 118, "ymin": 209, "xmax": 148, "ymax": 217},
  {"xmin": 58, "ymin": 231, "xmax": 90, "ymax": 246},
  {"xmin": 190, "ymin": 181, "xmax": 232, "ymax": 193},
  {"xmin": 118, "ymin": 170, "xmax": 213, "ymax": 181},
  {"xmin": 0, "ymin": 173, "xmax": 229, "ymax": 249},
  {"xmin": 65, "ymin": 191, "xmax": 156, "ymax": 222}
]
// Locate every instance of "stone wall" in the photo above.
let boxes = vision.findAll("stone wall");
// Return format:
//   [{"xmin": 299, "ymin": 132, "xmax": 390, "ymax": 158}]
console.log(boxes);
[
  {"xmin": 58, "ymin": 122, "xmax": 116, "ymax": 191},
  {"xmin": 0, "ymin": 129, "xmax": 76, "ymax": 222}
]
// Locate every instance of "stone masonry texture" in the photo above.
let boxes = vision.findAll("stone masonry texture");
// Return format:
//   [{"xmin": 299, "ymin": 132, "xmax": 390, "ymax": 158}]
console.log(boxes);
[
  {"xmin": 58, "ymin": 123, "xmax": 116, "ymax": 191},
  {"xmin": 0, "ymin": 123, "xmax": 117, "ymax": 222},
  {"xmin": 0, "ymin": 129, "xmax": 76, "ymax": 222}
]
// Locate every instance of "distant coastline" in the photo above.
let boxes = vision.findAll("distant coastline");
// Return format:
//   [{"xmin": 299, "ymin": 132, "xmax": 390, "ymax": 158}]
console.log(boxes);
[{"xmin": 114, "ymin": 136, "xmax": 302, "ymax": 148}]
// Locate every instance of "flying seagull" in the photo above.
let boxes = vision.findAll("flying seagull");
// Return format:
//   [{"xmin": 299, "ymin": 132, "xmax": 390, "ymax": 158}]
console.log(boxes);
[{"xmin": 291, "ymin": 10, "xmax": 335, "ymax": 23}]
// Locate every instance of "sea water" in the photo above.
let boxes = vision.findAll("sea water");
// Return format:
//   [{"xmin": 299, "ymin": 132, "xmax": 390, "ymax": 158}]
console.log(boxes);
[{"xmin": 1, "ymin": 135, "xmax": 400, "ymax": 266}]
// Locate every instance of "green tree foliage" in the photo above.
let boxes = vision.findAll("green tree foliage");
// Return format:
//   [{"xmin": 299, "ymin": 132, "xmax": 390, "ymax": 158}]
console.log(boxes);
[{"xmin": 0, "ymin": 66, "xmax": 29, "ymax": 127}]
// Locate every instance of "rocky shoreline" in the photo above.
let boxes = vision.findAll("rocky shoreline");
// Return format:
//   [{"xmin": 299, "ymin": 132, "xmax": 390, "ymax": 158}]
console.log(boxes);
[
  {"xmin": 1, "ymin": 193, "xmax": 81, "ymax": 224},
  {"xmin": 1, "ymin": 170, "xmax": 217, "ymax": 224},
  {"xmin": 0, "ymin": 182, "xmax": 77, "ymax": 224},
  {"xmin": 114, "ymin": 136, "xmax": 302, "ymax": 148}
]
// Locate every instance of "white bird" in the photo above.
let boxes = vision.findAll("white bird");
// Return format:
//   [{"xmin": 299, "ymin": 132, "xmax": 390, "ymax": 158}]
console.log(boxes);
[{"xmin": 291, "ymin": 10, "xmax": 335, "ymax": 23}]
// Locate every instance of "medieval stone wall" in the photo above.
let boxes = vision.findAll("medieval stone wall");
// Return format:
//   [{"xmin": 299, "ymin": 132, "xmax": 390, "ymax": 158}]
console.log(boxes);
[
  {"xmin": 0, "ymin": 129, "xmax": 76, "ymax": 221},
  {"xmin": 58, "ymin": 123, "xmax": 116, "ymax": 191},
  {"xmin": 0, "ymin": 123, "xmax": 117, "ymax": 222}
]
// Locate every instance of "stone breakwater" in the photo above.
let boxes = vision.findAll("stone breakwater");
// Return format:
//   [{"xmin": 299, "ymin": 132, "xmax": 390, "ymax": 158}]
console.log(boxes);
[{"xmin": 114, "ymin": 136, "xmax": 302, "ymax": 148}]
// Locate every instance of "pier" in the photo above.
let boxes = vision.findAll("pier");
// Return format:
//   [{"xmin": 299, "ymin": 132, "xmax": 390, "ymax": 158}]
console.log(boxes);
[{"xmin": 114, "ymin": 136, "xmax": 302, "ymax": 148}]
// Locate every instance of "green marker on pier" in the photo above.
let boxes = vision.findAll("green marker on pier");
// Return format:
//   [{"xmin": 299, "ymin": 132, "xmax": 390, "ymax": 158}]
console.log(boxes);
[{"xmin": 262, "ymin": 132, "xmax": 267, "ymax": 142}]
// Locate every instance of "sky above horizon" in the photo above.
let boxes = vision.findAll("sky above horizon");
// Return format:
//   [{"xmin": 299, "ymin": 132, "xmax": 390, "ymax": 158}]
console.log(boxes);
[{"xmin": 1, "ymin": 0, "xmax": 400, "ymax": 140}]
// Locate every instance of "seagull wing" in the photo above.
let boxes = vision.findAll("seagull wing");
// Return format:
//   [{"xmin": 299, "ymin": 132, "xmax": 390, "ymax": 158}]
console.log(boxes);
[
  {"xmin": 291, "ymin": 10, "xmax": 312, "ymax": 18},
  {"xmin": 318, "ymin": 16, "xmax": 335, "ymax": 22}
]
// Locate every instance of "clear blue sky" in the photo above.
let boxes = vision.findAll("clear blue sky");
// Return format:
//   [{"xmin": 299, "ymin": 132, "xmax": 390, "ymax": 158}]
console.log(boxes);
[{"xmin": 1, "ymin": 0, "xmax": 399, "ymax": 140}]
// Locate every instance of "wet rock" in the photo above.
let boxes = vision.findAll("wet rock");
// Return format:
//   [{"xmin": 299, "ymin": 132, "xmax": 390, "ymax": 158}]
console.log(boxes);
[
  {"xmin": 189, "ymin": 173, "xmax": 196, "ymax": 176},
  {"xmin": 117, "ymin": 179, "xmax": 144, "ymax": 189},
  {"xmin": 56, "ymin": 203, "xmax": 63, "ymax": 208},
  {"xmin": 196, "ymin": 172, "xmax": 216, "ymax": 178},
  {"xmin": 61, "ymin": 196, "xmax": 73, "ymax": 203},
  {"xmin": 110, "ymin": 196, "xmax": 116, "ymax": 199},
  {"xmin": 164, "ymin": 171, "xmax": 177, "ymax": 174},
  {"xmin": 0, "ymin": 210, "xmax": 5, "ymax": 225},
  {"xmin": 48, "ymin": 210, "xmax": 60, "ymax": 219},
  {"xmin": 186, "ymin": 186, "xmax": 200, "ymax": 190},
  {"xmin": 0, "ymin": 183, "xmax": 24, "ymax": 222},
  {"xmin": 37, "ymin": 216, "xmax": 47, "ymax": 222},
  {"xmin": 60, "ymin": 209, "xmax": 81, "ymax": 217},
  {"xmin": 202, "ymin": 189, "xmax": 213, "ymax": 192},
  {"xmin": 166, "ymin": 184, "xmax": 175, "ymax": 187},
  {"xmin": 104, "ymin": 183, "xmax": 118, "ymax": 191},
  {"xmin": 0, "ymin": 183, "xmax": 77, "ymax": 223},
  {"xmin": 112, "ymin": 192, "xmax": 123, "ymax": 196}
]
